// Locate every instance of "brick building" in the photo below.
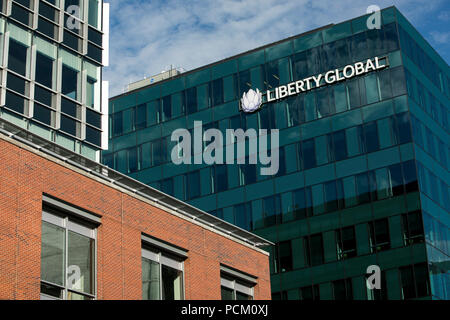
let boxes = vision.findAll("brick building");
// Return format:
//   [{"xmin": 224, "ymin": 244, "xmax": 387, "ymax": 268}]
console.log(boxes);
[{"xmin": 0, "ymin": 119, "xmax": 272, "ymax": 300}]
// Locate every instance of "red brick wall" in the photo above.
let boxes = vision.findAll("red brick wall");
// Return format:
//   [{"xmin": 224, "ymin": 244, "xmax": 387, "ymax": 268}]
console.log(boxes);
[{"xmin": 0, "ymin": 137, "xmax": 271, "ymax": 300}]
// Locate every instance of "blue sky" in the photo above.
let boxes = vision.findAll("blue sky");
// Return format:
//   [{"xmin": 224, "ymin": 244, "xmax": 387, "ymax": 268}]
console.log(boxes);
[{"xmin": 104, "ymin": 0, "xmax": 450, "ymax": 97}]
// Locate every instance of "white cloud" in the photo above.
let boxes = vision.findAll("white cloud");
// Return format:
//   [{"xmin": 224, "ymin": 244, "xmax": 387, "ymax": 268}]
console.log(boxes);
[
  {"xmin": 430, "ymin": 31, "xmax": 450, "ymax": 44},
  {"xmin": 104, "ymin": 0, "xmax": 447, "ymax": 97}
]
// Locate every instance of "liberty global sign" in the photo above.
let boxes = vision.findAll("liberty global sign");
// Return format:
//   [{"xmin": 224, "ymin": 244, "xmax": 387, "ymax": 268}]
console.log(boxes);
[{"xmin": 240, "ymin": 56, "xmax": 388, "ymax": 113}]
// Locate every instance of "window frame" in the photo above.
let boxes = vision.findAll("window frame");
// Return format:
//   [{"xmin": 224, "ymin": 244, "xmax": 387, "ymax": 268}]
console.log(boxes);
[
  {"xmin": 220, "ymin": 265, "xmax": 256, "ymax": 300},
  {"xmin": 40, "ymin": 198, "xmax": 99, "ymax": 301},
  {"xmin": 141, "ymin": 234, "xmax": 187, "ymax": 301}
]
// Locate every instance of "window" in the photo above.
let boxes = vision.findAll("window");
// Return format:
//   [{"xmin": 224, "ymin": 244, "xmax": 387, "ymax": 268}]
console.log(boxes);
[
  {"xmin": 356, "ymin": 172, "xmax": 376, "ymax": 204},
  {"xmin": 328, "ymin": 130, "xmax": 347, "ymax": 162},
  {"xmin": 212, "ymin": 78, "xmax": 224, "ymax": 106},
  {"xmin": 262, "ymin": 195, "xmax": 282, "ymax": 227},
  {"xmin": 185, "ymin": 171, "xmax": 200, "ymax": 200},
  {"xmin": 359, "ymin": 122, "xmax": 379, "ymax": 153},
  {"xmin": 161, "ymin": 95, "xmax": 172, "ymax": 121},
  {"xmin": 234, "ymin": 203, "xmax": 252, "ymax": 231},
  {"xmin": 367, "ymin": 271, "xmax": 387, "ymax": 300},
  {"xmin": 300, "ymin": 138, "xmax": 316, "ymax": 170},
  {"xmin": 292, "ymin": 187, "xmax": 313, "ymax": 220},
  {"xmin": 8, "ymin": 39, "xmax": 29, "ymax": 76},
  {"xmin": 272, "ymin": 291, "xmax": 288, "ymax": 300},
  {"xmin": 333, "ymin": 278, "xmax": 353, "ymax": 300},
  {"xmin": 336, "ymin": 226, "xmax": 357, "ymax": 259},
  {"xmin": 61, "ymin": 64, "xmax": 79, "ymax": 100},
  {"xmin": 368, "ymin": 219, "xmax": 390, "ymax": 252},
  {"xmin": 239, "ymin": 163, "xmax": 257, "ymax": 186},
  {"xmin": 186, "ymin": 87, "xmax": 197, "ymax": 114},
  {"xmin": 160, "ymin": 178, "xmax": 174, "ymax": 196},
  {"xmin": 221, "ymin": 266, "xmax": 256, "ymax": 300},
  {"xmin": 324, "ymin": 180, "xmax": 344, "ymax": 213},
  {"xmin": 392, "ymin": 112, "xmax": 412, "ymax": 145},
  {"xmin": 400, "ymin": 263, "xmax": 430, "ymax": 299},
  {"xmin": 88, "ymin": 0, "xmax": 101, "ymax": 28},
  {"xmin": 142, "ymin": 237, "xmax": 186, "ymax": 300},
  {"xmin": 40, "ymin": 200, "xmax": 98, "ymax": 300},
  {"xmin": 213, "ymin": 165, "xmax": 228, "ymax": 193},
  {"xmin": 273, "ymin": 241, "xmax": 292, "ymax": 273},
  {"xmin": 402, "ymin": 211, "xmax": 424, "ymax": 246},
  {"xmin": 304, "ymin": 233, "xmax": 324, "ymax": 267},
  {"xmin": 299, "ymin": 285, "xmax": 320, "ymax": 301},
  {"xmin": 402, "ymin": 160, "xmax": 419, "ymax": 193},
  {"xmin": 35, "ymin": 52, "xmax": 54, "ymax": 88}
]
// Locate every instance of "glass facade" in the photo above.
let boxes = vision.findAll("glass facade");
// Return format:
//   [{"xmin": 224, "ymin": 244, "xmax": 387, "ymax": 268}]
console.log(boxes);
[
  {"xmin": 0, "ymin": 0, "xmax": 107, "ymax": 161},
  {"xmin": 105, "ymin": 7, "xmax": 449, "ymax": 300}
]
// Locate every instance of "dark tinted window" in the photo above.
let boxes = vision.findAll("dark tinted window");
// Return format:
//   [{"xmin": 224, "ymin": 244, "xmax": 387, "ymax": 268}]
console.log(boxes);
[
  {"xmin": 8, "ymin": 39, "xmax": 28, "ymax": 76},
  {"xmin": 35, "ymin": 52, "xmax": 54, "ymax": 88}
]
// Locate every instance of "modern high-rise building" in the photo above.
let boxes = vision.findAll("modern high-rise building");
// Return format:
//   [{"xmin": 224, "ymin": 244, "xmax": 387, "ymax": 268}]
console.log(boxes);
[
  {"xmin": 0, "ymin": 0, "xmax": 110, "ymax": 161},
  {"xmin": 105, "ymin": 6, "xmax": 449, "ymax": 300}
]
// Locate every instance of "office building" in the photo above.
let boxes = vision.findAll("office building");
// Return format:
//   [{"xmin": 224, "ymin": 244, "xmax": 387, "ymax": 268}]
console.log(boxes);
[
  {"xmin": 105, "ymin": 6, "xmax": 449, "ymax": 300},
  {"xmin": 0, "ymin": 0, "xmax": 110, "ymax": 161}
]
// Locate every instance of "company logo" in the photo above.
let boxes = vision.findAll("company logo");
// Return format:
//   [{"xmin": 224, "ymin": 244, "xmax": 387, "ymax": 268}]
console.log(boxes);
[
  {"xmin": 238, "ymin": 56, "xmax": 388, "ymax": 112},
  {"xmin": 240, "ymin": 88, "xmax": 263, "ymax": 113}
]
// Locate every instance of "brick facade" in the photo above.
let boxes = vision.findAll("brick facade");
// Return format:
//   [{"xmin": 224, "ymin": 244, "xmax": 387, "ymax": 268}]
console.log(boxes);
[{"xmin": 0, "ymin": 136, "xmax": 271, "ymax": 300}]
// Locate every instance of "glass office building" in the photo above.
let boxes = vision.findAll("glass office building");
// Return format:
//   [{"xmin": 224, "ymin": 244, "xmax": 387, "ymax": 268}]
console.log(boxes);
[
  {"xmin": 105, "ymin": 7, "xmax": 449, "ymax": 300},
  {"xmin": 0, "ymin": 0, "xmax": 109, "ymax": 161}
]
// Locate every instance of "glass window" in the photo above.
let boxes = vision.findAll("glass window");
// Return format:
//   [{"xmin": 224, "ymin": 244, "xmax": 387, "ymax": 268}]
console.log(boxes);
[
  {"xmin": 135, "ymin": 103, "xmax": 147, "ymax": 129},
  {"xmin": 324, "ymin": 180, "xmax": 344, "ymax": 213},
  {"xmin": 402, "ymin": 160, "xmax": 418, "ymax": 193},
  {"xmin": 142, "ymin": 247, "xmax": 184, "ymax": 300},
  {"xmin": 11, "ymin": 3, "xmax": 31, "ymax": 25},
  {"xmin": 392, "ymin": 112, "xmax": 412, "ymax": 145},
  {"xmin": 34, "ymin": 103, "xmax": 53, "ymax": 126},
  {"xmin": 316, "ymin": 87, "xmax": 335, "ymax": 118},
  {"xmin": 336, "ymin": 226, "xmax": 357, "ymax": 259},
  {"xmin": 292, "ymin": 187, "xmax": 313, "ymax": 220},
  {"xmin": 299, "ymin": 285, "xmax": 320, "ymax": 301},
  {"xmin": 304, "ymin": 233, "xmax": 324, "ymax": 267},
  {"xmin": 5, "ymin": 90, "xmax": 26, "ymax": 114},
  {"xmin": 402, "ymin": 211, "xmax": 424, "ymax": 246},
  {"xmin": 41, "ymin": 209, "xmax": 96, "ymax": 300},
  {"xmin": 239, "ymin": 163, "xmax": 257, "ymax": 186},
  {"xmin": 186, "ymin": 171, "xmax": 200, "ymax": 200},
  {"xmin": 35, "ymin": 52, "xmax": 55, "ymax": 88},
  {"xmin": 328, "ymin": 130, "xmax": 347, "ymax": 162},
  {"xmin": 213, "ymin": 165, "xmax": 228, "ymax": 193},
  {"xmin": 368, "ymin": 219, "xmax": 390, "ymax": 252},
  {"xmin": 300, "ymin": 139, "xmax": 316, "ymax": 170},
  {"xmin": 161, "ymin": 95, "xmax": 171, "ymax": 121},
  {"xmin": 356, "ymin": 172, "xmax": 376, "ymax": 204},
  {"xmin": 359, "ymin": 122, "xmax": 379, "ymax": 153},
  {"xmin": 60, "ymin": 115, "xmax": 79, "ymax": 137},
  {"xmin": 221, "ymin": 273, "xmax": 254, "ymax": 300},
  {"xmin": 262, "ymin": 195, "xmax": 282, "ymax": 227},
  {"xmin": 234, "ymin": 203, "xmax": 252, "ymax": 230},
  {"xmin": 37, "ymin": 17, "xmax": 56, "ymax": 39},
  {"xmin": 400, "ymin": 263, "xmax": 430, "ymax": 299},
  {"xmin": 212, "ymin": 78, "xmax": 224, "ymax": 106},
  {"xmin": 333, "ymin": 278, "xmax": 353, "ymax": 300},
  {"xmin": 185, "ymin": 87, "xmax": 197, "ymax": 115},
  {"xmin": 112, "ymin": 112, "xmax": 123, "ymax": 136},
  {"xmin": 7, "ymin": 72, "xmax": 26, "ymax": 95},
  {"xmin": 274, "ymin": 241, "xmax": 292, "ymax": 273},
  {"xmin": 88, "ymin": 0, "xmax": 100, "ymax": 28},
  {"xmin": 8, "ymin": 39, "xmax": 29, "ymax": 76},
  {"xmin": 387, "ymin": 163, "xmax": 404, "ymax": 196},
  {"xmin": 61, "ymin": 64, "xmax": 79, "ymax": 100}
]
